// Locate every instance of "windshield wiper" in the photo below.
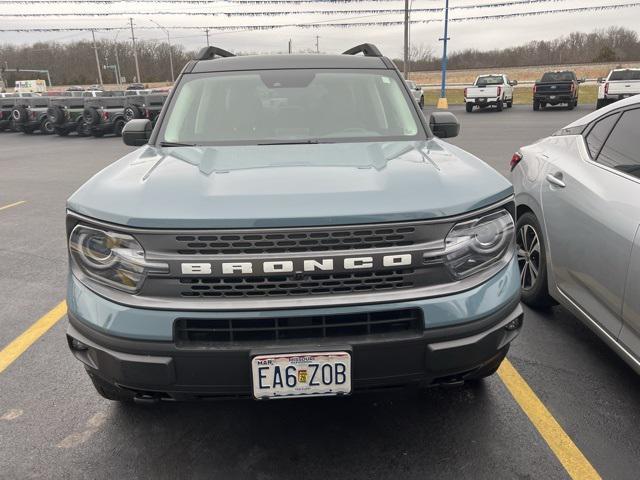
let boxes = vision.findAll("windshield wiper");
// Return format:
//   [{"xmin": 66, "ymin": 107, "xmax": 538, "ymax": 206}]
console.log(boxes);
[
  {"xmin": 159, "ymin": 141, "xmax": 198, "ymax": 147},
  {"xmin": 258, "ymin": 139, "xmax": 324, "ymax": 146}
]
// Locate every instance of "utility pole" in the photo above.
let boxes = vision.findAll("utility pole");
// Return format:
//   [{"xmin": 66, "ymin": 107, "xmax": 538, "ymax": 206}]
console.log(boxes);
[
  {"xmin": 91, "ymin": 29, "xmax": 103, "ymax": 85},
  {"xmin": 205, "ymin": 28, "xmax": 210, "ymax": 46},
  {"xmin": 315, "ymin": 35, "xmax": 320, "ymax": 54},
  {"xmin": 114, "ymin": 47, "xmax": 122, "ymax": 84},
  {"xmin": 437, "ymin": 0, "xmax": 450, "ymax": 109},
  {"xmin": 130, "ymin": 18, "xmax": 141, "ymax": 83},
  {"xmin": 150, "ymin": 19, "xmax": 175, "ymax": 82},
  {"xmin": 403, "ymin": 0, "xmax": 410, "ymax": 79}
]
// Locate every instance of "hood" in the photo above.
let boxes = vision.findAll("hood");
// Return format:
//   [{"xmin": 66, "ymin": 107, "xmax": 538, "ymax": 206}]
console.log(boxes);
[{"xmin": 67, "ymin": 139, "xmax": 512, "ymax": 228}]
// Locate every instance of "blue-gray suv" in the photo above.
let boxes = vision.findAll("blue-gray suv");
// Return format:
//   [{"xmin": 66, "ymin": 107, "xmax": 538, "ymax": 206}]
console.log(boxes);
[{"xmin": 65, "ymin": 44, "xmax": 523, "ymax": 402}]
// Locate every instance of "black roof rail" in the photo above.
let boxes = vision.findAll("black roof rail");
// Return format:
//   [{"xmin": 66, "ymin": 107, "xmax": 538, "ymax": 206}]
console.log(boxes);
[
  {"xmin": 342, "ymin": 43, "xmax": 383, "ymax": 57},
  {"xmin": 195, "ymin": 46, "xmax": 235, "ymax": 61}
]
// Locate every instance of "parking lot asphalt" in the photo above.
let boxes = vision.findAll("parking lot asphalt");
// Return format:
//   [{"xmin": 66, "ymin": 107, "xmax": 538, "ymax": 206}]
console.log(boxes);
[{"xmin": 1, "ymin": 105, "xmax": 639, "ymax": 479}]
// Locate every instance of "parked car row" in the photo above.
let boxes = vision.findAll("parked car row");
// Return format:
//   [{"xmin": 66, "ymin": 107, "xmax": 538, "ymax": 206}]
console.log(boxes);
[
  {"xmin": 463, "ymin": 68, "xmax": 639, "ymax": 112},
  {"xmin": 0, "ymin": 90, "xmax": 168, "ymax": 137}
]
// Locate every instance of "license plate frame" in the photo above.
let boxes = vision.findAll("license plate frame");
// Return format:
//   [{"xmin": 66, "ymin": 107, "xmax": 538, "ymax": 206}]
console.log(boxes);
[{"xmin": 251, "ymin": 351, "xmax": 352, "ymax": 400}]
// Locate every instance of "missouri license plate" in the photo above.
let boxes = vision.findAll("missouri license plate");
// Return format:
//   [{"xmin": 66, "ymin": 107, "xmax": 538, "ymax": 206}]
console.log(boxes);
[{"xmin": 251, "ymin": 351, "xmax": 351, "ymax": 399}]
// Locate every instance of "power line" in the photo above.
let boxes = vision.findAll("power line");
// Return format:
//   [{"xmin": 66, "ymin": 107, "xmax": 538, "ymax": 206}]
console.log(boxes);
[{"xmin": 0, "ymin": 3, "xmax": 638, "ymax": 32}]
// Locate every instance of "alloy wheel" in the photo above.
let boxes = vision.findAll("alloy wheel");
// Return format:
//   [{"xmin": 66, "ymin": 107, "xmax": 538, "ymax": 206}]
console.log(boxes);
[{"xmin": 517, "ymin": 224, "xmax": 541, "ymax": 290}]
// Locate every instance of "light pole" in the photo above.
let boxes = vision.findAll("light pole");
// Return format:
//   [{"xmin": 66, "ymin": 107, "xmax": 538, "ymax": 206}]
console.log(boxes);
[
  {"xmin": 150, "ymin": 19, "xmax": 175, "ymax": 83},
  {"xmin": 437, "ymin": 0, "xmax": 450, "ymax": 109},
  {"xmin": 403, "ymin": 0, "xmax": 409, "ymax": 79}
]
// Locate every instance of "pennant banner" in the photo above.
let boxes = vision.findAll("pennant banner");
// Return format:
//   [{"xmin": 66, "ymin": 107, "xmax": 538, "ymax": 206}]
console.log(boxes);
[
  {"xmin": 0, "ymin": 0, "xmax": 574, "ymax": 17},
  {"xmin": 0, "ymin": 3, "xmax": 637, "ymax": 31}
]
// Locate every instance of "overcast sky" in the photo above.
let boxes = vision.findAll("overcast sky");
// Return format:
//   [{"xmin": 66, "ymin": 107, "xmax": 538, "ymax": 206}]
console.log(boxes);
[{"xmin": 0, "ymin": 0, "xmax": 638, "ymax": 58}]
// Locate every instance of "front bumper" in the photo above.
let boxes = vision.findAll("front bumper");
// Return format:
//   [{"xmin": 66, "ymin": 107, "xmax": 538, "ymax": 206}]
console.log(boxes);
[
  {"xmin": 66, "ymin": 258, "xmax": 523, "ymax": 399},
  {"xmin": 68, "ymin": 299, "xmax": 522, "ymax": 399}
]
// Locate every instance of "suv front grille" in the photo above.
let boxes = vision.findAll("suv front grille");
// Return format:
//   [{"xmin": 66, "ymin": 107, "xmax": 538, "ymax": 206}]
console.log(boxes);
[
  {"xmin": 173, "ymin": 226, "xmax": 417, "ymax": 255},
  {"xmin": 174, "ymin": 308, "xmax": 422, "ymax": 345},
  {"xmin": 177, "ymin": 269, "xmax": 415, "ymax": 298}
]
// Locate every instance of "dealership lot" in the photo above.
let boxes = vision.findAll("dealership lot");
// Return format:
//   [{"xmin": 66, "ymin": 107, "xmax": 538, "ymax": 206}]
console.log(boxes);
[{"xmin": 1, "ymin": 105, "xmax": 640, "ymax": 479}]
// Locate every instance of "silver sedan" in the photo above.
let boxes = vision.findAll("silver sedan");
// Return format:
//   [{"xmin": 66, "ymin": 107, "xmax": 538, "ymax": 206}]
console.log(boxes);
[{"xmin": 511, "ymin": 95, "xmax": 640, "ymax": 373}]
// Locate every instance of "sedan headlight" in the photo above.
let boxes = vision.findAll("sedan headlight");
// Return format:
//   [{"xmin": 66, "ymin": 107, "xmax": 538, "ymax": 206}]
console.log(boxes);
[
  {"xmin": 443, "ymin": 209, "xmax": 515, "ymax": 279},
  {"xmin": 69, "ymin": 225, "xmax": 167, "ymax": 293}
]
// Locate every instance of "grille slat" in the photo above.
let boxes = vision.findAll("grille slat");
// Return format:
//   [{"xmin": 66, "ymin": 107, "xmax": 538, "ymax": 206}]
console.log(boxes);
[
  {"xmin": 176, "ymin": 269, "xmax": 415, "ymax": 298},
  {"xmin": 173, "ymin": 226, "xmax": 417, "ymax": 255},
  {"xmin": 174, "ymin": 308, "xmax": 422, "ymax": 345}
]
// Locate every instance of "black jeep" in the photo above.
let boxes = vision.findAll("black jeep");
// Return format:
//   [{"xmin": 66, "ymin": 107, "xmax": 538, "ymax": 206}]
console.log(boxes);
[
  {"xmin": 48, "ymin": 96, "xmax": 91, "ymax": 136},
  {"xmin": 123, "ymin": 93, "xmax": 168, "ymax": 126},
  {"xmin": 12, "ymin": 97, "xmax": 55, "ymax": 134},
  {"xmin": 82, "ymin": 92, "xmax": 127, "ymax": 137}
]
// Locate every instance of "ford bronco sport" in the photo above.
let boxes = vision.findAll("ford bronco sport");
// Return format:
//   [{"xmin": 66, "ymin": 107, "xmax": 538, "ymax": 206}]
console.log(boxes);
[{"xmin": 66, "ymin": 44, "xmax": 523, "ymax": 402}]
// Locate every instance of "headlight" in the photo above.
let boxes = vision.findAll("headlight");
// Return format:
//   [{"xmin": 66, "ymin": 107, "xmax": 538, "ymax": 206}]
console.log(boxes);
[
  {"xmin": 443, "ymin": 209, "xmax": 515, "ymax": 279},
  {"xmin": 69, "ymin": 225, "xmax": 168, "ymax": 293}
]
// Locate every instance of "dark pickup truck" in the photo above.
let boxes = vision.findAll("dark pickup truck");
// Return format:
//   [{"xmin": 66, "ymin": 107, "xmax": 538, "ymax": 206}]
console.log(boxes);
[{"xmin": 533, "ymin": 71, "xmax": 583, "ymax": 111}]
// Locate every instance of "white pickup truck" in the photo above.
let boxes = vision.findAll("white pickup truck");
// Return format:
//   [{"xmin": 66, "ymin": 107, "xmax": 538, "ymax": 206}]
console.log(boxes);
[
  {"xmin": 597, "ymin": 68, "xmax": 640, "ymax": 109},
  {"xmin": 464, "ymin": 74, "xmax": 517, "ymax": 113}
]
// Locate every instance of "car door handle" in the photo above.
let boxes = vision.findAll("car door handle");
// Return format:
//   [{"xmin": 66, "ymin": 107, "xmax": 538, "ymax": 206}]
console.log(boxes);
[{"xmin": 546, "ymin": 172, "xmax": 566, "ymax": 188}]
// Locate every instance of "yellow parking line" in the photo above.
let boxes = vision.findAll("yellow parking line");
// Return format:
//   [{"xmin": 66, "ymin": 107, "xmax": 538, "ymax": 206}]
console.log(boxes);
[
  {"xmin": 498, "ymin": 359, "xmax": 601, "ymax": 480},
  {"xmin": 0, "ymin": 200, "xmax": 26, "ymax": 212},
  {"xmin": 0, "ymin": 301, "xmax": 67, "ymax": 374}
]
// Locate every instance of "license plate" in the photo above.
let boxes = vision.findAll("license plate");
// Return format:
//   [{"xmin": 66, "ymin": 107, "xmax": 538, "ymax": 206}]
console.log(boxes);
[
  {"xmin": 478, "ymin": 98, "xmax": 487, "ymax": 103},
  {"xmin": 252, "ymin": 351, "xmax": 351, "ymax": 399}
]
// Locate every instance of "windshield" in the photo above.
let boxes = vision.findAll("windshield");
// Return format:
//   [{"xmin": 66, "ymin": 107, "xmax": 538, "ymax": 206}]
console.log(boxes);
[
  {"xmin": 476, "ymin": 75, "xmax": 503, "ymax": 86},
  {"xmin": 541, "ymin": 71, "xmax": 574, "ymax": 82},
  {"xmin": 609, "ymin": 70, "xmax": 640, "ymax": 81},
  {"xmin": 161, "ymin": 69, "xmax": 423, "ymax": 145}
]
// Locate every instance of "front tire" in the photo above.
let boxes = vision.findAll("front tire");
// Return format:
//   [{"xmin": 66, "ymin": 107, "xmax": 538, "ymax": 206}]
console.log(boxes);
[
  {"xmin": 516, "ymin": 212, "xmax": 555, "ymax": 309},
  {"xmin": 466, "ymin": 102, "xmax": 473, "ymax": 113},
  {"xmin": 496, "ymin": 100, "xmax": 504, "ymax": 112},
  {"xmin": 507, "ymin": 98, "xmax": 513, "ymax": 108}
]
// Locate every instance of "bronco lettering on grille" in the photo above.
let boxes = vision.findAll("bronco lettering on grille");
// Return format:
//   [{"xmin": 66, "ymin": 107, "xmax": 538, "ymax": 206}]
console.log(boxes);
[{"xmin": 181, "ymin": 254, "xmax": 412, "ymax": 276}]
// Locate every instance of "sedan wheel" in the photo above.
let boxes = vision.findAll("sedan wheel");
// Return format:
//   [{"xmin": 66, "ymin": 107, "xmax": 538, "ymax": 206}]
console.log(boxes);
[
  {"xmin": 515, "ymin": 212, "xmax": 555, "ymax": 308},
  {"xmin": 517, "ymin": 224, "xmax": 540, "ymax": 291}
]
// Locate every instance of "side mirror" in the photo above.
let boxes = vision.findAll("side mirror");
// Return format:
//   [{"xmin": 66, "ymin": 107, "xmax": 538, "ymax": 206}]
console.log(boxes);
[
  {"xmin": 597, "ymin": 77, "xmax": 604, "ymax": 83},
  {"xmin": 429, "ymin": 111, "xmax": 460, "ymax": 139},
  {"xmin": 510, "ymin": 80, "xmax": 518, "ymax": 86},
  {"xmin": 122, "ymin": 119, "xmax": 152, "ymax": 146},
  {"xmin": 578, "ymin": 78, "xmax": 586, "ymax": 84},
  {"xmin": 416, "ymin": 85, "xmax": 422, "ymax": 91}
]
